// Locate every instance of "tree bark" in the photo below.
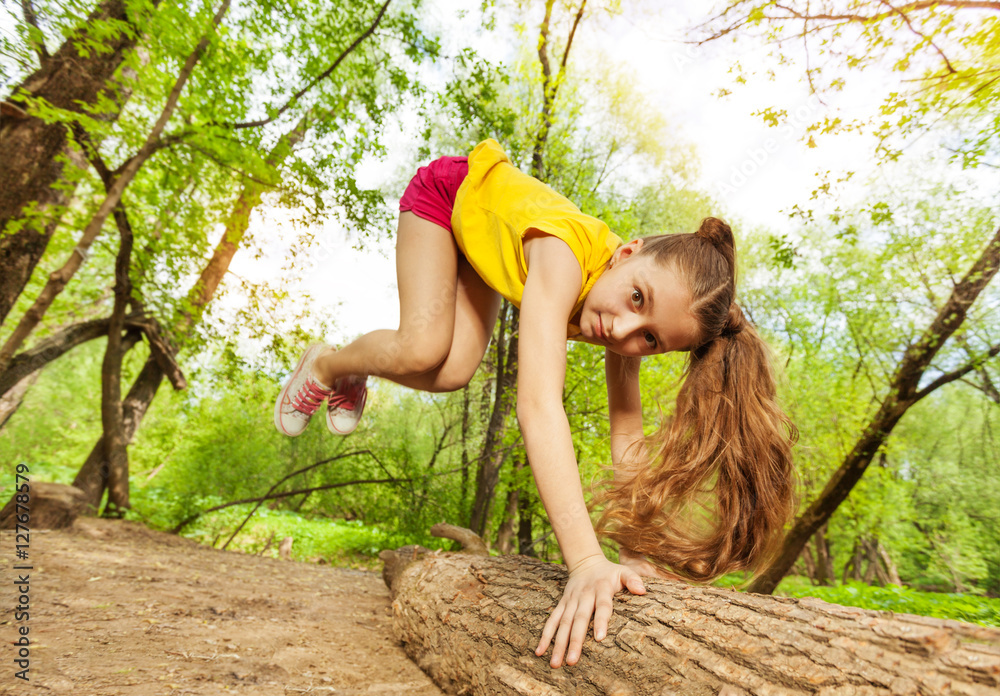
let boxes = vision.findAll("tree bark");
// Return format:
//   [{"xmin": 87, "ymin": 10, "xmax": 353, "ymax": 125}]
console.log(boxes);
[
  {"xmin": 69, "ymin": 111, "xmax": 311, "ymax": 513},
  {"xmin": 749, "ymin": 226, "xmax": 1000, "ymax": 594},
  {"xmin": 382, "ymin": 536, "xmax": 1000, "ymax": 696},
  {"xmin": 469, "ymin": 303, "xmax": 519, "ymax": 537},
  {"xmin": 98, "ymin": 191, "xmax": 135, "ymax": 515},
  {"xmin": 0, "ymin": 0, "xmax": 140, "ymax": 325},
  {"xmin": 0, "ymin": 0, "xmax": 233, "ymax": 370},
  {"xmin": 0, "ymin": 369, "xmax": 40, "ymax": 430}
]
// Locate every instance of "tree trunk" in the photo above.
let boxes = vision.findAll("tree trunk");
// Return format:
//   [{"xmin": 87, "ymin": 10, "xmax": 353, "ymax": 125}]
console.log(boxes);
[
  {"xmin": 0, "ymin": 0, "xmax": 140, "ymax": 324},
  {"xmin": 876, "ymin": 539, "xmax": 902, "ymax": 585},
  {"xmin": 516, "ymin": 471, "xmax": 535, "ymax": 557},
  {"xmin": 496, "ymin": 454, "xmax": 532, "ymax": 556},
  {"xmin": 98, "ymin": 197, "xmax": 135, "ymax": 515},
  {"xmin": 466, "ymin": 0, "xmax": 587, "ymax": 541},
  {"xmin": 813, "ymin": 523, "xmax": 834, "ymax": 585},
  {"xmin": 381, "ymin": 533, "xmax": 1000, "ymax": 696},
  {"xmin": 73, "ymin": 354, "xmax": 163, "ymax": 511},
  {"xmin": 749, "ymin": 226, "xmax": 1000, "ymax": 594},
  {"xmin": 799, "ymin": 541, "xmax": 818, "ymax": 584},
  {"xmin": 69, "ymin": 112, "xmax": 312, "ymax": 512},
  {"xmin": 0, "ymin": 369, "xmax": 40, "ymax": 430},
  {"xmin": 495, "ymin": 487, "xmax": 519, "ymax": 555},
  {"xmin": 469, "ymin": 303, "xmax": 519, "ymax": 537}
]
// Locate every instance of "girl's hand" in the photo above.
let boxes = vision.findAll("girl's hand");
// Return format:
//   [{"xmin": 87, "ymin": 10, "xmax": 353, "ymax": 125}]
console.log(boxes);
[
  {"xmin": 617, "ymin": 547, "xmax": 685, "ymax": 582},
  {"xmin": 534, "ymin": 554, "xmax": 646, "ymax": 668}
]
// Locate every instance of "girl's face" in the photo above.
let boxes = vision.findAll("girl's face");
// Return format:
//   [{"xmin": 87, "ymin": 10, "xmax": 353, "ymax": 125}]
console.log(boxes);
[{"xmin": 575, "ymin": 240, "xmax": 700, "ymax": 357}]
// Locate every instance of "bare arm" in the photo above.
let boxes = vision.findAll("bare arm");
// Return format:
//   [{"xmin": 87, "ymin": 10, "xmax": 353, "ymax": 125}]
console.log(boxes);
[
  {"xmin": 518, "ymin": 235, "xmax": 603, "ymax": 572},
  {"xmin": 604, "ymin": 349, "xmax": 683, "ymax": 581},
  {"xmin": 605, "ymin": 349, "xmax": 644, "ymax": 476},
  {"xmin": 518, "ymin": 235, "xmax": 646, "ymax": 669}
]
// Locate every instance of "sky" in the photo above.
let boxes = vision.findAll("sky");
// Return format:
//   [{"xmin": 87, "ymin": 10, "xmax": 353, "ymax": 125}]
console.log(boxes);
[{"xmin": 238, "ymin": 0, "xmax": 893, "ymax": 346}]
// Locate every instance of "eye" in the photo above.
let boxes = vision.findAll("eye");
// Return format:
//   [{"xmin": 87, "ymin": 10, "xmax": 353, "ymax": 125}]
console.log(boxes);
[
  {"xmin": 631, "ymin": 289, "xmax": 643, "ymax": 308},
  {"xmin": 644, "ymin": 332, "xmax": 657, "ymax": 349}
]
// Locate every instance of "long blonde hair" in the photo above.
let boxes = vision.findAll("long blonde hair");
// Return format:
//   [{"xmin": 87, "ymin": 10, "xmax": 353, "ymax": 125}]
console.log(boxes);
[{"xmin": 596, "ymin": 217, "xmax": 797, "ymax": 582}]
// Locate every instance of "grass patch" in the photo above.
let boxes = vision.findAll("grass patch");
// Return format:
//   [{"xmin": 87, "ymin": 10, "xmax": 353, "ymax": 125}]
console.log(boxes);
[
  {"xmin": 775, "ymin": 576, "xmax": 1000, "ymax": 628},
  {"xmin": 215, "ymin": 509, "xmax": 402, "ymax": 569},
  {"xmin": 127, "ymin": 487, "xmax": 421, "ymax": 569}
]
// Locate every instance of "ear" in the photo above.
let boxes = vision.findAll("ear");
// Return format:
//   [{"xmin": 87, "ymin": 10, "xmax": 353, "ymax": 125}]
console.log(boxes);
[{"xmin": 609, "ymin": 238, "xmax": 644, "ymax": 267}]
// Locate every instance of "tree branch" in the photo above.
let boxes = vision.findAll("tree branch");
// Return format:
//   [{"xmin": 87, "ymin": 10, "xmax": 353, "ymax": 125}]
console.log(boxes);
[
  {"xmin": 878, "ymin": 0, "xmax": 956, "ymax": 74},
  {"xmin": 0, "ymin": 0, "xmax": 233, "ymax": 372},
  {"xmin": 0, "ymin": 315, "xmax": 132, "ymax": 397},
  {"xmin": 169, "ymin": 450, "xmax": 409, "ymax": 537},
  {"xmin": 558, "ymin": 0, "xmax": 586, "ymax": 76},
  {"xmin": 694, "ymin": 1, "xmax": 1000, "ymax": 44},
  {"xmin": 20, "ymin": 0, "xmax": 50, "ymax": 65},
  {"xmin": 219, "ymin": 0, "xmax": 391, "ymax": 130},
  {"xmin": 218, "ymin": 449, "xmax": 388, "ymax": 547},
  {"xmin": 913, "ymin": 342, "xmax": 1000, "ymax": 401}
]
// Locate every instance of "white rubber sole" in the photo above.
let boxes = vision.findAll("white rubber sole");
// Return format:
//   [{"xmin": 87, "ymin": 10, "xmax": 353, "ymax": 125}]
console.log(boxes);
[
  {"xmin": 273, "ymin": 344, "xmax": 327, "ymax": 437},
  {"xmin": 326, "ymin": 381, "xmax": 367, "ymax": 435}
]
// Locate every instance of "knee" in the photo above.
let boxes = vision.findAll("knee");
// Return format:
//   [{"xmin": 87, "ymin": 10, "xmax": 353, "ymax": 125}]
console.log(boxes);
[
  {"xmin": 425, "ymin": 362, "xmax": 477, "ymax": 394},
  {"xmin": 390, "ymin": 332, "xmax": 450, "ymax": 375}
]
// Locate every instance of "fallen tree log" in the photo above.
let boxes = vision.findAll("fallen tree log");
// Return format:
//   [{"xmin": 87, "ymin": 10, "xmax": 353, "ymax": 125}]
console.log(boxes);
[{"xmin": 381, "ymin": 528, "xmax": 1000, "ymax": 696}]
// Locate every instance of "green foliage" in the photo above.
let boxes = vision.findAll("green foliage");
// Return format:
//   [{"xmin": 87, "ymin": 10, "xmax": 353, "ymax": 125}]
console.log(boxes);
[
  {"xmin": 2, "ymin": 0, "xmax": 999, "ymax": 636},
  {"xmin": 778, "ymin": 578, "xmax": 1000, "ymax": 629},
  {"xmin": 128, "ymin": 486, "xmax": 406, "ymax": 568}
]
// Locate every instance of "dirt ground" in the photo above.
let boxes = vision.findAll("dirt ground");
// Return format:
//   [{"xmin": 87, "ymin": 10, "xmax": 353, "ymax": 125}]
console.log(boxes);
[{"xmin": 1, "ymin": 518, "xmax": 444, "ymax": 696}]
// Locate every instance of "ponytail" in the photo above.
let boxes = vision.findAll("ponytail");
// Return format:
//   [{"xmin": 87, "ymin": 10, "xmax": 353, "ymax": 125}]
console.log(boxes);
[{"xmin": 595, "ymin": 218, "xmax": 797, "ymax": 582}]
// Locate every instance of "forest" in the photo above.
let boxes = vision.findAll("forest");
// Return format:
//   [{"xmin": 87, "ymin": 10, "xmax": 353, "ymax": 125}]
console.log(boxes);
[{"xmin": 1, "ymin": 0, "xmax": 999, "ymax": 661}]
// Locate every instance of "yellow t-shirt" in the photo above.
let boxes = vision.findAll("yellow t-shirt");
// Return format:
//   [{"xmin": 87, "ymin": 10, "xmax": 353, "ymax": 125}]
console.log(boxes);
[{"xmin": 451, "ymin": 139, "xmax": 623, "ymax": 333}]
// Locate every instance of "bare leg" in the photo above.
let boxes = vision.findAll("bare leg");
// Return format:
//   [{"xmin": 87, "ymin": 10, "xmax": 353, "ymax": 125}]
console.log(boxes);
[
  {"xmin": 312, "ymin": 211, "xmax": 459, "ymax": 386},
  {"xmin": 392, "ymin": 257, "xmax": 501, "ymax": 393},
  {"xmin": 313, "ymin": 213, "xmax": 501, "ymax": 393}
]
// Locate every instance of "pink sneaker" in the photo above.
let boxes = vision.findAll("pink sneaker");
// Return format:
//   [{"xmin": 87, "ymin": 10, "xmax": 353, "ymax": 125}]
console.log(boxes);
[
  {"xmin": 326, "ymin": 375, "xmax": 367, "ymax": 435},
  {"xmin": 274, "ymin": 344, "xmax": 333, "ymax": 437}
]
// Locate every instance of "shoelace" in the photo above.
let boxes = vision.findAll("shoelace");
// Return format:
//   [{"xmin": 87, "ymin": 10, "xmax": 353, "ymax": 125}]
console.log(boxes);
[
  {"xmin": 328, "ymin": 380, "xmax": 364, "ymax": 411},
  {"xmin": 291, "ymin": 378, "xmax": 330, "ymax": 416}
]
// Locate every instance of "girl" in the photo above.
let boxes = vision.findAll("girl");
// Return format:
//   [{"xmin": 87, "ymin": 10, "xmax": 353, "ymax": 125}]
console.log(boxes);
[{"xmin": 274, "ymin": 139, "xmax": 796, "ymax": 669}]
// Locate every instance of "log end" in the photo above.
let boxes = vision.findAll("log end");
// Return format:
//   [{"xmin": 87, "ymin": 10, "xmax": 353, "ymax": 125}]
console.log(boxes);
[
  {"xmin": 381, "ymin": 525, "xmax": 487, "ymax": 592},
  {"xmin": 380, "ymin": 545, "xmax": 434, "ymax": 591}
]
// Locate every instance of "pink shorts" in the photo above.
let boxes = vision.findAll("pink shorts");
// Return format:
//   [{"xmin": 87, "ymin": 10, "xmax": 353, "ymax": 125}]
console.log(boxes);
[{"xmin": 399, "ymin": 155, "xmax": 469, "ymax": 233}]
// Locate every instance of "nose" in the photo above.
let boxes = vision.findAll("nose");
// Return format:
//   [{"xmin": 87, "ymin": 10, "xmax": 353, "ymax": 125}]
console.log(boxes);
[{"xmin": 610, "ymin": 314, "xmax": 643, "ymax": 344}]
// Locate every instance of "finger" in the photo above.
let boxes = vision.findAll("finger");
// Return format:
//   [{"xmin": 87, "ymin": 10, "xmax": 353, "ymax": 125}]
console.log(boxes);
[
  {"xmin": 550, "ymin": 600, "xmax": 578, "ymax": 668},
  {"xmin": 565, "ymin": 600, "xmax": 595, "ymax": 666},
  {"xmin": 623, "ymin": 568, "xmax": 646, "ymax": 595},
  {"xmin": 592, "ymin": 592, "xmax": 614, "ymax": 641},
  {"xmin": 535, "ymin": 601, "xmax": 566, "ymax": 656}
]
